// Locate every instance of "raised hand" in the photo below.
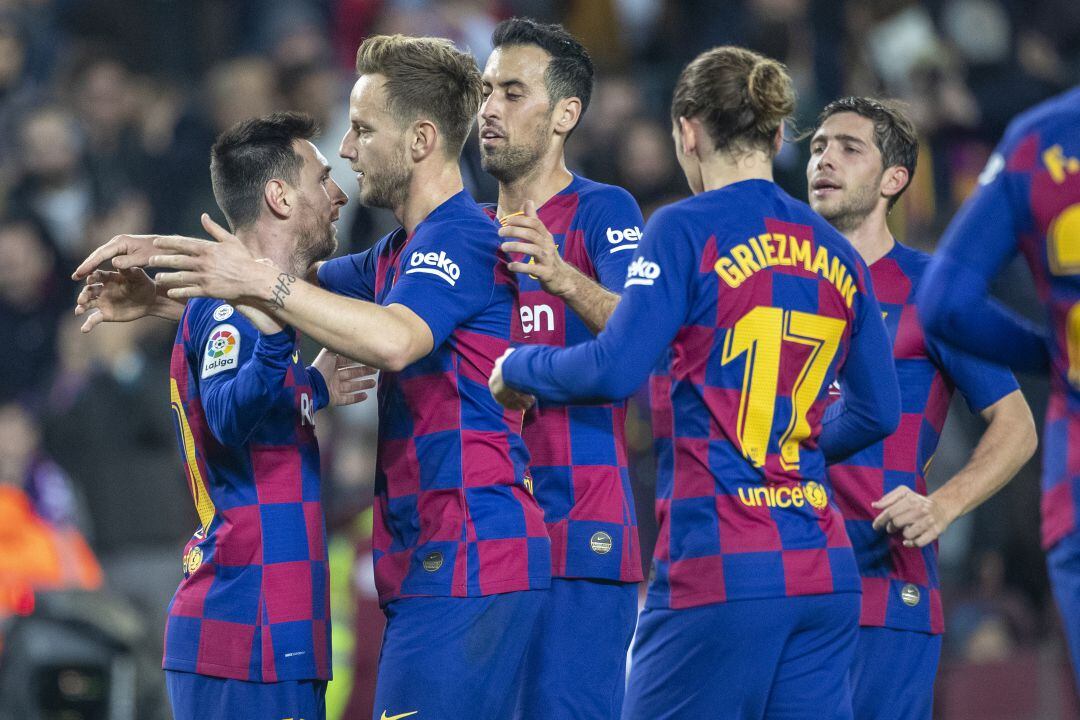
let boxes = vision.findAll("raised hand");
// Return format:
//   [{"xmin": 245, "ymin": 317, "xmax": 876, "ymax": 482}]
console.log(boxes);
[
  {"xmin": 311, "ymin": 349, "xmax": 378, "ymax": 407},
  {"xmin": 498, "ymin": 200, "xmax": 575, "ymax": 297},
  {"xmin": 152, "ymin": 214, "xmax": 277, "ymax": 304},
  {"xmin": 73, "ymin": 233, "xmax": 192, "ymax": 281},
  {"xmin": 488, "ymin": 348, "xmax": 535, "ymax": 411},
  {"xmin": 74, "ymin": 267, "xmax": 182, "ymax": 333}
]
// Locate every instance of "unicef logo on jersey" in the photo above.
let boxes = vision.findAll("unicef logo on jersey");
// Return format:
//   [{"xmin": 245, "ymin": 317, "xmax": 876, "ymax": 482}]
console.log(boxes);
[
  {"xmin": 625, "ymin": 257, "xmax": 661, "ymax": 287},
  {"xmin": 406, "ymin": 250, "xmax": 460, "ymax": 286}
]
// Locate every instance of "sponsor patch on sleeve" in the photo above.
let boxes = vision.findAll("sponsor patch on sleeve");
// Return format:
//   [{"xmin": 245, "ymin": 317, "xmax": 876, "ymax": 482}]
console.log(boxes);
[{"xmin": 201, "ymin": 323, "xmax": 241, "ymax": 379}]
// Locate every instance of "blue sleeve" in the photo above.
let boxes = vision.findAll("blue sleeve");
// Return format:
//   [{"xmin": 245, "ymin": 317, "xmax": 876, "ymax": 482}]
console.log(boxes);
[
  {"xmin": 306, "ymin": 365, "xmax": 331, "ymax": 411},
  {"xmin": 384, "ymin": 221, "xmax": 498, "ymax": 348},
  {"xmin": 502, "ymin": 206, "xmax": 692, "ymax": 402},
  {"xmin": 188, "ymin": 303, "xmax": 297, "ymax": 447},
  {"xmin": 582, "ymin": 186, "xmax": 646, "ymax": 291},
  {"xmin": 917, "ymin": 133, "xmax": 1050, "ymax": 372},
  {"xmin": 317, "ymin": 246, "xmax": 379, "ymax": 301},
  {"xmin": 925, "ymin": 327, "xmax": 1020, "ymax": 413},
  {"xmin": 820, "ymin": 266, "xmax": 901, "ymax": 463}
]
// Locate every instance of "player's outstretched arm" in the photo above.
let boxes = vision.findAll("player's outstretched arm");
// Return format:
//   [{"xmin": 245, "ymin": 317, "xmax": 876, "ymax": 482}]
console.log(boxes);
[
  {"xmin": 499, "ymin": 201, "xmax": 619, "ymax": 334},
  {"xmin": 75, "ymin": 268, "xmax": 185, "ymax": 333},
  {"xmin": 872, "ymin": 389, "xmax": 1036, "ymax": 548},
  {"xmin": 153, "ymin": 215, "xmax": 434, "ymax": 371},
  {"xmin": 495, "ymin": 206, "xmax": 691, "ymax": 405}
]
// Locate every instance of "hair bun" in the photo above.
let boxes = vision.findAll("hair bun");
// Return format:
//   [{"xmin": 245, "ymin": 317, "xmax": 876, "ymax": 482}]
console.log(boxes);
[{"xmin": 747, "ymin": 59, "xmax": 795, "ymax": 121}]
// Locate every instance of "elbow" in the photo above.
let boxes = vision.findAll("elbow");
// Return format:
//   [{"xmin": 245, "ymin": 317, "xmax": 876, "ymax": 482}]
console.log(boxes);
[
  {"xmin": 593, "ymin": 372, "xmax": 645, "ymax": 403},
  {"xmin": 374, "ymin": 337, "xmax": 421, "ymax": 373}
]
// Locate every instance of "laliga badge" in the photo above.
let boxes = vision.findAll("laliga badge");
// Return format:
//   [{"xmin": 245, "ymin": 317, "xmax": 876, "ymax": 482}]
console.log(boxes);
[{"xmin": 202, "ymin": 324, "xmax": 241, "ymax": 379}]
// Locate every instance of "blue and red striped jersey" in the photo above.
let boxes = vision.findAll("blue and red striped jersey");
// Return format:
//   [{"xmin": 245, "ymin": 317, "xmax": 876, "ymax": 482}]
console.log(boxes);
[
  {"xmin": 920, "ymin": 86, "xmax": 1080, "ymax": 550},
  {"xmin": 318, "ymin": 189, "xmax": 550, "ymax": 604},
  {"xmin": 502, "ymin": 179, "xmax": 900, "ymax": 610},
  {"xmin": 164, "ymin": 298, "xmax": 331, "ymax": 682},
  {"xmin": 829, "ymin": 242, "xmax": 1018, "ymax": 634},
  {"xmin": 487, "ymin": 174, "xmax": 645, "ymax": 582}
]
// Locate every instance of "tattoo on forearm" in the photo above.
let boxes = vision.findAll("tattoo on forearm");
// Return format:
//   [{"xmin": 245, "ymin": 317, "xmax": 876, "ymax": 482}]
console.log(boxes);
[{"xmin": 270, "ymin": 273, "xmax": 297, "ymax": 309}]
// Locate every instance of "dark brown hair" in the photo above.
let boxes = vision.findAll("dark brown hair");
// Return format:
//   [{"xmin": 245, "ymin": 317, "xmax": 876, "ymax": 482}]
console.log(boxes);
[
  {"xmin": 816, "ymin": 96, "xmax": 919, "ymax": 210},
  {"xmin": 671, "ymin": 46, "xmax": 795, "ymax": 158}
]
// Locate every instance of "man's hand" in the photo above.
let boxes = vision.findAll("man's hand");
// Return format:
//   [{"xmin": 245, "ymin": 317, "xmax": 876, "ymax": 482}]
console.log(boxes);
[
  {"xmin": 73, "ymin": 233, "xmax": 191, "ymax": 280},
  {"xmin": 74, "ymin": 267, "xmax": 180, "ymax": 332},
  {"xmin": 311, "ymin": 349, "xmax": 379, "ymax": 407},
  {"xmin": 152, "ymin": 214, "xmax": 278, "ymax": 304},
  {"xmin": 871, "ymin": 486, "xmax": 958, "ymax": 548},
  {"xmin": 499, "ymin": 200, "xmax": 576, "ymax": 297},
  {"xmin": 488, "ymin": 348, "xmax": 535, "ymax": 411}
]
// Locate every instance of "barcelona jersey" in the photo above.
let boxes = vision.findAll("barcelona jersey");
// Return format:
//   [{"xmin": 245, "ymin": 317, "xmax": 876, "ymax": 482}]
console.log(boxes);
[
  {"xmin": 164, "ymin": 298, "xmax": 331, "ymax": 682},
  {"xmin": 920, "ymin": 86, "xmax": 1080, "ymax": 550},
  {"xmin": 487, "ymin": 174, "xmax": 645, "ymax": 582},
  {"xmin": 318, "ymin": 189, "xmax": 550, "ymax": 604},
  {"xmin": 829, "ymin": 242, "xmax": 1017, "ymax": 634},
  {"xmin": 503, "ymin": 179, "xmax": 900, "ymax": 609}
]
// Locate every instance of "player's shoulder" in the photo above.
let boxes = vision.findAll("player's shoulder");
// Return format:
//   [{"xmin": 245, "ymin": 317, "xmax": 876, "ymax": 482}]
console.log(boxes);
[
  {"xmin": 999, "ymin": 86, "xmax": 1080, "ymax": 153},
  {"xmin": 184, "ymin": 298, "xmax": 238, "ymax": 330},
  {"xmin": 419, "ymin": 190, "xmax": 499, "ymax": 246},
  {"xmin": 571, "ymin": 174, "xmax": 640, "ymax": 212}
]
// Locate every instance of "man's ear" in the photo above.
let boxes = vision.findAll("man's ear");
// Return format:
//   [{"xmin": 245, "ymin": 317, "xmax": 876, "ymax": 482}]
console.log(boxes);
[
  {"xmin": 881, "ymin": 165, "xmax": 910, "ymax": 204},
  {"xmin": 553, "ymin": 96, "xmax": 582, "ymax": 137},
  {"xmin": 410, "ymin": 120, "xmax": 439, "ymax": 162},
  {"xmin": 677, "ymin": 116, "xmax": 697, "ymax": 157},
  {"xmin": 264, "ymin": 179, "xmax": 292, "ymax": 219}
]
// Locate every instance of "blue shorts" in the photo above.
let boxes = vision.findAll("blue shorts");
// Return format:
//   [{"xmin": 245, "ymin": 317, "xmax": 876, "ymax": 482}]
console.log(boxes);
[
  {"xmin": 514, "ymin": 578, "xmax": 638, "ymax": 720},
  {"xmin": 374, "ymin": 591, "xmax": 545, "ymax": 720},
  {"xmin": 165, "ymin": 670, "xmax": 326, "ymax": 720},
  {"xmin": 1048, "ymin": 531, "xmax": 1080, "ymax": 691},
  {"xmin": 623, "ymin": 593, "xmax": 859, "ymax": 720},
  {"xmin": 846, "ymin": 627, "xmax": 941, "ymax": 720}
]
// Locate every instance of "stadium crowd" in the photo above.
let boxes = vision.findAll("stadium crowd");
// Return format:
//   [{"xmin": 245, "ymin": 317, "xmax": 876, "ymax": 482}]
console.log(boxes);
[{"xmin": 0, "ymin": 0, "xmax": 1078, "ymax": 717}]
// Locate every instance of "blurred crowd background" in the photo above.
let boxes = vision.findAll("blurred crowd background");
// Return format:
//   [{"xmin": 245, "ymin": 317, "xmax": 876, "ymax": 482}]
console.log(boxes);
[{"xmin": 0, "ymin": 0, "xmax": 1077, "ymax": 717}]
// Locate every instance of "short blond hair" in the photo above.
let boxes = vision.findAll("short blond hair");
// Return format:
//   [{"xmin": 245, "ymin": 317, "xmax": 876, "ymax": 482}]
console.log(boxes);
[{"xmin": 355, "ymin": 35, "xmax": 482, "ymax": 155}]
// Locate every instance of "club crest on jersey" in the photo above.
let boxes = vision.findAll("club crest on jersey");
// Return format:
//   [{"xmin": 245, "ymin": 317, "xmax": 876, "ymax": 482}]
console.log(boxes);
[
  {"xmin": 406, "ymin": 250, "xmax": 460, "ymax": 286},
  {"xmin": 625, "ymin": 257, "xmax": 661, "ymax": 287},
  {"xmin": 202, "ymin": 324, "xmax": 240, "ymax": 378}
]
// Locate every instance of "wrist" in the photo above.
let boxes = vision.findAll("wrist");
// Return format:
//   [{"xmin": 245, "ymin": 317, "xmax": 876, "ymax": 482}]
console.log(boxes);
[{"xmin": 929, "ymin": 487, "xmax": 964, "ymax": 525}]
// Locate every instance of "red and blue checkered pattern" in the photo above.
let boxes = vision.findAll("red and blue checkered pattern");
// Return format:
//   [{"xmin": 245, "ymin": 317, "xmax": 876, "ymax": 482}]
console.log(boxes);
[
  {"xmin": 164, "ymin": 299, "xmax": 330, "ymax": 682},
  {"xmin": 829, "ymin": 243, "xmax": 1017, "ymax": 634},
  {"xmin": 490, "ymin": 175, "xmax": 645, "ymax": 582},
  {"xmin": 1001, "ymin": 111, "xmax": 1080, "ymax": 550},
  {"xmin": 318, "ymin": 190, "xmax": 550, "ymax": 604},
  {"xmin": 645, "ymin": 182, "xmax": 871, "ymax": 610}
]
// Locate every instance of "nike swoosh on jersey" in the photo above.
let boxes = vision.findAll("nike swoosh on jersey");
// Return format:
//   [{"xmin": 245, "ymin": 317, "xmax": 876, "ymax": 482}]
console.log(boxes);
[{"xmin": 381, "ymin": 711, "xmax": 419, "ymax": 720}]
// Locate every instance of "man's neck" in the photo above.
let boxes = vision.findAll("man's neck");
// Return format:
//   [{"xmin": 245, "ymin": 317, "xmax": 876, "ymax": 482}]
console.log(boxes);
[
  {"xmin": 238, "ymin": 225, "xmax": 302, "ymax": 277},
  {"xmin": 496, "ymin": 150, "xmax": 573, "ymax": 218},
  {"xmin": 698, "ymin": 151, "xmax": 774, "ymax": 193},
  {"xmin": 842, "ymin": 208, "xmax": 895, "ymax": 266},
  {"xmin": 396, "ymin": 160, "xmax": 466, "ymax": 234}
]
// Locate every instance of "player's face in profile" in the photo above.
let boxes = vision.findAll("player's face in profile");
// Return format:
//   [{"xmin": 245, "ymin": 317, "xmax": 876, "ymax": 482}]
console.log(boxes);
[
  {"xmin": 478, "ymin": 45, "xmax": 556, "ymax": 183},
  {"xmin": 291, "ymin": 140, "xmax": 347, "ymax": 267},
  {"xmin": 807, "ymin": 112, "xmax": 885, "ymax": 232},
  {"xmin": 339, "ymin": 75, "xmax": 411, "ymax": 210}
]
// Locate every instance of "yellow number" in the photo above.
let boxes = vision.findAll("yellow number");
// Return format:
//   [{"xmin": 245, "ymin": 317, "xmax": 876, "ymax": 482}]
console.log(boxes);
[
  {"xmin": 1069, "ymin": 302, "xmax": 1080, "ymax": 388},
  {"xmin": 171, "ymin": 379, "xmax": 216, "ymax": 535},
  {"xmin": 721, "ymin": 307, "xmax": 846, "ymax": 469}
]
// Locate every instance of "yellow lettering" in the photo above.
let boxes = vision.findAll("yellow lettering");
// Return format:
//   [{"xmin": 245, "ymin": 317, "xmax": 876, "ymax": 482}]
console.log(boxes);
[
  {"xmin": 776, "ymin": 487, "xmax": 792, "ymax": 507},
  {"xmin": 827, "ymin": 257, "xmax": 845, "ymax": 286},
  {"xmin": 715, "ymin": 256, "xmax": 746, "ymax": 288},
  {"xmin": 754, "ymin": 487, "xmax": 769, "ymax": 506},
  {"xmin": 760, "ymin": 234, "xmax": 778, "ymax": 266},
  {"xmin": 774, "ymin": 234, "xmax": 791, "ymax": 265},
  {"xmin": 748, "ymin": 236, "xmax": 768, "ymax": 267},
  {"xmin": 738, "ymin": 487, "xmax": 757, "ymax": 506},
  {"xmin": 1044, "ymin": 145, "xmax": 1067, "ymax": 184},
  {"xmin": 837, "ymin": 273, "xmax": 855, "ymax": 309},
  {"xmin": 790, "ymin": 238, "xmax": 812, "ymax": 271},
  {"xmin": 731, "ymin": 244, "xmax": 761, "ymax": 278},
  {"xmin": 791, "ymin": 487, "xmax": 805, "ymax": 506}
]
